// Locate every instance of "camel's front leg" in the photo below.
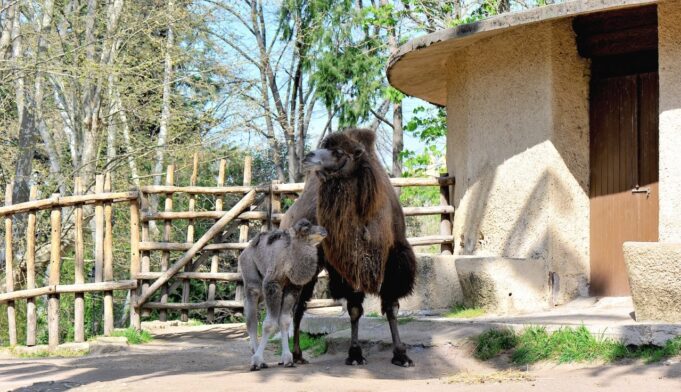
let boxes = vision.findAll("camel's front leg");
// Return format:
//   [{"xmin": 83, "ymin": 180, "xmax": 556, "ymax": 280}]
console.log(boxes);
[{"xmin": 345, "ymin": 292, "xmax": 367, "ymax": 365}]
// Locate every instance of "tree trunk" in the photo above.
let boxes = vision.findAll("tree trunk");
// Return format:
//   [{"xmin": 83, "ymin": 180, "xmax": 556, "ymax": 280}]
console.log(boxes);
[
  {"xmin": 0, "ymin": 1, "xmax": 15, "ymax": 58},
  {"xmin": 152, "ymin": 0, "xmax": 175, "ymax": 189},
  {"xmin": 391, "ymin": 102, "xmax": 403, "ymax": 178}
]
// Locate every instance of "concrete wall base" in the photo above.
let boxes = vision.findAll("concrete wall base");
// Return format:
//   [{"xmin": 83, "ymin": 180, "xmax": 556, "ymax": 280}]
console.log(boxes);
[
  {"xmin": 623, "ymin": 242, "xmax": 681, "ymax": 322},
  {"xmin": 455, "ymin": 256, "xmax": 550, "ymax": 314},
  {"xmin": 363, "ymin": 254, "xmax": 463, "ymax": 314}
]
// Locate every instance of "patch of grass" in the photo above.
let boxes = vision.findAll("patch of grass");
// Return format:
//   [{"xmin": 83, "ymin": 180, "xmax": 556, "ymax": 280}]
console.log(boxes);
[
  {"xmin": 187, "ymin": 319, "xmax": 204, "ymax": 327},
  {"xmin": 444, "ymin": 304, "xmax": 486, "ymax": 319},
  {"xmin": 110, "ymin": 328, "xmax": 153, "ymax": 344},
  {"xmin": 397, "ymin": 316, "xmax": 415, "ymax": 325},
  {"xmin": 275, "ymin": 332, "xmax": 328, "ymax": 357},
  {"xmin": 474, "ymin": 328, "xmax": 518, "ymax": 360},
  {"xmin": 6, "ymin": 346, "xmax": 89, "ymax": 358},
  {"xmin": 366, "ymin": 311, "xmax": 381, "ymax": 318},
  {"xmin": 475, "ymin": 326, "xmax": 681, "ymax": 365}
]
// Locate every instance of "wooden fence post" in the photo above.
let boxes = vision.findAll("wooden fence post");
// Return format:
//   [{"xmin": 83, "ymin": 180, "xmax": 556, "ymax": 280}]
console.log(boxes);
[
  {"xmin": 207, "ymin": 159, "xmax": 226, "ymax": 323},
  {"xmin": 95, "ymin": 175, "xmax": 105, "ymax": 283},
  {"xmin": 74, "ymin": 178, "xmax": 85, "ymax": 342},
  {"xmin": 235, "ymin": 156, "xmax": 252, "ymax": 304},
  {"xmin": 140, "ymin": 193, "xmax": 151, "ymax": 318},
  {"xmin": 270, "ymin": 181, "xmax": 281, "ymax": 230},
  {"xmin": 160, "ymin": 165, "xmax": 175, "ymax": 321},
  {"xmin": 439, "ymin": 173, "xmax": 454, "ymax": 255},
  {"xmin": 130, "ymin": 195, "xmax": 141, "ymax": 330},
  {"xmin": 48, "ymin": 194, "xmax": 62, "ymax": 349},
  {"xmin": 4, "ymin": 184, "xmax": 16, "ymax": 346},
  {"xmin": 103, "ymin": 173, "xmax": 114, "ymax": 335},
  {"xmin": 181, "ymin": 154, "xmax": 199, "ymax": 322},
  {"xmin": 26, "ymin": 185, "xmax": 38, "ymax": 346}
]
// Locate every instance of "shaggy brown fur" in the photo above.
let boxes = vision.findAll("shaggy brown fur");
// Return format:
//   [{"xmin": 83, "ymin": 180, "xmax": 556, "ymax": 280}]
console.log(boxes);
[{"xmin": 281, "ymin": 128, "xmax": 417, "ymax": 367}]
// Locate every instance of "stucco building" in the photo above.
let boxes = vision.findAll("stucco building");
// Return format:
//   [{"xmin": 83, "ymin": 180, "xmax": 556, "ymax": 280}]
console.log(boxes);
[{"xmin": 387, "ymin": 0, "xmax": 681, "ymax": 311}]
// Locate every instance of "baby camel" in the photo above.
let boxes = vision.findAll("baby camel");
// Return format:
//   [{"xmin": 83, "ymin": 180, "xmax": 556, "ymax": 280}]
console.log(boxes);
[{"xmin": 239, "ymin": 218, "xmax": 327, "ymax": 370}]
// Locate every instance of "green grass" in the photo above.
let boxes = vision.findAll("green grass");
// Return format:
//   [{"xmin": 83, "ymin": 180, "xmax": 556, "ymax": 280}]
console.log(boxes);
[
  {"xmin": 445, "ymin": 304, "xmax": 486, "ymax": 319},
  {"xmin": 187, "ymin": 319, "xmax": 204, "ymax": 327},
  {"xmin": 366, "ymin": 311, "xmax": 381, "ymax": 318},
  {"xmin": 275, "ymin": 332, "xmax": 328, "ymax": 357},
  {"xmin": 397, "ymin": 316, "xmax": 415, "ymax": 325},
  {"xmin": 474, "ymin": 326, "xmax": 681, "ymax": 365},
  {"xmin": 110, "ymin": 328, "xmax": 153, "ymax": 344},
  {"xmin": 474, "ymin": 329, "xmax": 518, "ymax": 360}
]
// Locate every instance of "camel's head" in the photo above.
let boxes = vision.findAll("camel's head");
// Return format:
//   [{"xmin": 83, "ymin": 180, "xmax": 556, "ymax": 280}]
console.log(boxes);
[
  {"xmin": 303, "ymin": 128, "xmax": 375, "ymax": 181},
  {"xmin": 292, "ymin": 219, "xmax": 327, "ymax": 246}
]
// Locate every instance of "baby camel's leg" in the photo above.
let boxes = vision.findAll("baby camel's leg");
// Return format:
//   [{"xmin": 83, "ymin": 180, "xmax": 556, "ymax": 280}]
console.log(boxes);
[
  {"xmin": 251, "ymin": 280, "xmax": 283, "ymax": 371},
  {"xmin": 279, "ymin": 286, "xmax": 301, "ymax": 367},
  {"xmin": 244, "ymin": 286, "xmax": 261, "ymax": 354}
]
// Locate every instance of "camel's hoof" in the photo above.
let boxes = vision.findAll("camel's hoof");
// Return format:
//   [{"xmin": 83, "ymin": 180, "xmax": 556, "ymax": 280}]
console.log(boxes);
[
  {"xmin": 391, "ymin": 351, "xmax": 414, "ymax": 367},
  {"xmin": 345, "ymin": 346, "xmax": 367, "ymax": 366},
  {"xmin": 250, "ymin": 364, "xmax": 259, "ymax": 372},
  {"xmin": 293, "ymin": 352, "xmax": 309, "ymax": 364},
  {"xmin": 278, "ymin": 361, "xmax": 296, "ymax": 368}
]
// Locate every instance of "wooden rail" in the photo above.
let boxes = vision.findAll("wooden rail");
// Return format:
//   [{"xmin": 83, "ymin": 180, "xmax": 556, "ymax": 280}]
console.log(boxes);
[{"xmin": 0, "ymin": 153, "xmax": 455, "ymax": 348}]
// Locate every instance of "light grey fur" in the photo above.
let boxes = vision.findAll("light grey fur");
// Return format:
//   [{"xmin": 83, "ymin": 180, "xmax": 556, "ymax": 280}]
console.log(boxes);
[{"xmin": 238, "ymin": 219, "xmax": 326, "ymax": 370}]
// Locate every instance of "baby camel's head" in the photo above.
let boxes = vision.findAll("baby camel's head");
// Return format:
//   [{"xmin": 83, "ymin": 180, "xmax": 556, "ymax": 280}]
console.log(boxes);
[{"xmin": 292, "ymin": 219, "xmax": 327, "ymax": 246}]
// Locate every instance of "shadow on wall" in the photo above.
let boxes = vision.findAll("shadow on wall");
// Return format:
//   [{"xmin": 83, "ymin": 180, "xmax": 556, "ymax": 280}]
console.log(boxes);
[{"xmin": 457, "ymin": 164, "xmax": 589, "ymax": 304}]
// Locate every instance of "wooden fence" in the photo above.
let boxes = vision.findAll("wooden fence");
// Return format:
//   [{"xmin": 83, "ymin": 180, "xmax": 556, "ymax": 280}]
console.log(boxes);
[{"xmin": 0, "ymin": 154, "xmax": 455, "ymax": 349}]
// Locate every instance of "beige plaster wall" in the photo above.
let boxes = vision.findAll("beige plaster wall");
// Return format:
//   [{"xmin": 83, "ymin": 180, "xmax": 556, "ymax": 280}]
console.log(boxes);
[
  {"xmin": 445, "ymin": 20, "xmax": 590, "ymax": 304},
  {"xmin": 658, "ymin": 1, "xmax": 681, "ymax": 243}
]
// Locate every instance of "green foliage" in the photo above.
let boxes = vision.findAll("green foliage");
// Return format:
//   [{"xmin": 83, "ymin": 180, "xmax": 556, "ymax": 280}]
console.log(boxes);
[
  {"xmin": 444, "ymin": 304, "xmax": 486, "ymax": 319},
  {"xmin": 110, "ymin": 328, "xmax": 153, "ymax": 345},
  {"xmin": 397, "ymin": 316, "xmax": 415, "ymax": 325},
  {"xmin": 475, "ymin": 326, "xmax": 681, "ymax": 365},
  {"xmin": 275, "ymin": 332, "xmax": 328, "ymax": 357},
  {"xmin": 366, "ymin": 311, "xmax": 381, "ymax": 318}
]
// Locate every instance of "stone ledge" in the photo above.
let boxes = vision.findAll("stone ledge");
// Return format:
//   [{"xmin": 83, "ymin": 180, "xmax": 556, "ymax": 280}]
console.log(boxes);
[{"xmin": 624, "ymin": 242, "xmax": 681, "ymax": 322}]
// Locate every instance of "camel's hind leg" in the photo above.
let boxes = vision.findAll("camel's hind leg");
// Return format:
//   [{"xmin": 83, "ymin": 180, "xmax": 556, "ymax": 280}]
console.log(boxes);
[
  {"xmin": 382, "ymin": 298, "xmax": 414, "ymax": 367},
  {"xmin": 251, "ymin": 281, "xmax": 283, "ymax": 371},
  {"xmin": 244, "ymin": 286, "xmax": 261, "ymax": 354},
  {"xmin": 345, "ymin": 291, "xmax": 367, "ymax": 365},
  {"xmin": 278, "ymin": 286, "xmax": 301, "ymax": 367}
]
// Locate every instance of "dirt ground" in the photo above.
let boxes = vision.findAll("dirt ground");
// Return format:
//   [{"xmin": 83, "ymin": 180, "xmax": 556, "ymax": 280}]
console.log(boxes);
[{"xmin": 1, "ymin": 323, "xmax": 680, "ymax": 392}]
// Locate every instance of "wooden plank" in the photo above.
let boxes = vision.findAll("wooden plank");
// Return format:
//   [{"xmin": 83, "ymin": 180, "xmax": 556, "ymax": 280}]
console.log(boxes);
[
  {"xmin": 207, "ymin": 159, "xmax": 226, "ymax": 323},
  {"xmin": 0, "ymin": 191, "xmax": 139, "ymax": 216},
  {"xmin": 139, "ymin": 185, "xmax": 268, "ymax": 194},
  {"xmin": 130, "ymin": 199, "xmax": 141, "ymax": 330},
  {"xmin": 159, "ymin": 165, "xmax": 175, "ymax": 322},
  {"xmin": 0, "ymin": 281, "xmax": 138, "ymax": 303},
  {"xmin": 135, "ymin": 190, "xmax": 257, "ymax": 307},
  {"xmin": 73, "ymin": 178, "xmax": 85, "ymax": 343},
  {"xmin": 94, "ymin": 175, "xmax": 104, "ymax": 282},
  {"xmin": 142, "ymin": 298, "xmax": 339, "ymax": 310},
  {"xmin": 407, "ymin": 235, "xmax": 453, "ymax": 246},
  {"xmin": 103, "ymin": 173, "xmax": 114, "ymax": 335},
  {"xmin": 136, "ymin": 272, "xmax": 242, "ymax": 282},
  {"xmin": 142, "ymin": 210, "xmax": 270, "ymax": 221},
  {"xmin": 142, "ymin": 300, "xmax": 243, "ymax": 310},
  {"xmin": 181, "ymin": 155, "xmax": 199, "ymax": 322},
  {"xmin": 26, "ymin": 185, "xmax": 38, "ymax": 346},
  {"xmin": 48, "ymin": 197, "xmax": 61, "ymax": 349},
  {"xmin": 4, "ymin": 184, "xmax": 16, "ymax": 346},
  {"xmin": 138, "ymin": 241, "xmax": 249, "ymax": 251},
  {"xmin": 143, "ymin": 206, "xmax": 454, "ymax": 222}
]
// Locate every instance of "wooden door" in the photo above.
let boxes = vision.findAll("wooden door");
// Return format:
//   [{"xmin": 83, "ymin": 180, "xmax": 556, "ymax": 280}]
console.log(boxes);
[{"xmin": 589, "ymin": 72, "xmax": 659, "ymax": 296}]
